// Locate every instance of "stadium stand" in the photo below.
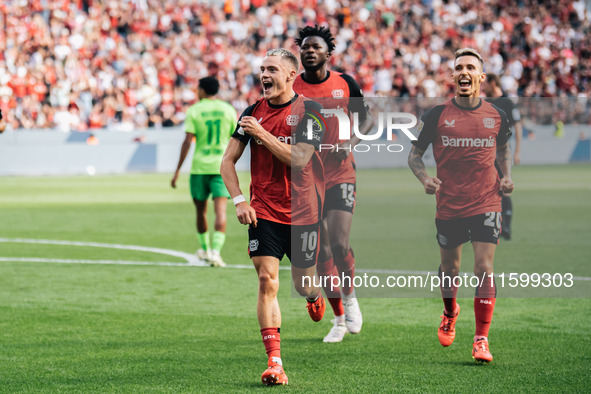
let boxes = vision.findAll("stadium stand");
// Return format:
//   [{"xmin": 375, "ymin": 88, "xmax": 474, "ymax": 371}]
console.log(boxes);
[{"xmin": 0, "ymin": 0, "xmax": 589, "ymax": 131}]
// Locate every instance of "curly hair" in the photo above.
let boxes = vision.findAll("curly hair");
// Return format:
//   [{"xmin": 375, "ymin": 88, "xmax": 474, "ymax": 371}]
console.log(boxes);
[{"xmin": 295, "ymin": 25, "xmax": 336, "ymax": 53}]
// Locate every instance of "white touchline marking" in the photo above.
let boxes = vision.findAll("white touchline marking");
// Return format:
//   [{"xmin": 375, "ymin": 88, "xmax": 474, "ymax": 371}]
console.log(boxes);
[
  {"xmin": 0, "ymin": 238, "xmax": 589, "ymax": 281},
  {"xmin": 0, "ymin": 237, "xmax": 205, "ymax": 266},
  {"xmin": 0, "ymin": 257, "xmax": 195, "ymax": 266}
]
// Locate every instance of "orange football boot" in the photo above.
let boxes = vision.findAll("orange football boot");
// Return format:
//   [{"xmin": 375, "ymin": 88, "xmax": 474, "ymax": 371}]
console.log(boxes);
[
  {"xmin": 438, "ymin": 304, "xmax": 460, "ymax": 347},
  {"xmin": 472, "ymin": 339, "xmax": 493, "ymax": 363},
  {"xmin": 261, "ymin": 361, "xmax": 288, "ymax": 386},
  {"xmin": 306, "ymin": 294, "xmax": 326, "ymax": 322}
]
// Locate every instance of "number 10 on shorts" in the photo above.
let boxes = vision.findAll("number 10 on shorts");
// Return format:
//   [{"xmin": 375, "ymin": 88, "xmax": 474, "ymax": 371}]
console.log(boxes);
[{"xmin": 300, "ymin": 231, "xmax": 318, "ymax": 252}]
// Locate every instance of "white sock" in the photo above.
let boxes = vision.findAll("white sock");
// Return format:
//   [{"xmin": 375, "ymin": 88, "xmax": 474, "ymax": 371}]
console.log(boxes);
[
  {"xmin": 334, "ymin": 315, "xmax": 345, "ymax": 324},
  {"xmin": 474, "ymin": 335, "xmax": 488, "ymax": 343},
  {"xmin": 342, "ymin": 289, "xmax": 356, "ymax": 300}
]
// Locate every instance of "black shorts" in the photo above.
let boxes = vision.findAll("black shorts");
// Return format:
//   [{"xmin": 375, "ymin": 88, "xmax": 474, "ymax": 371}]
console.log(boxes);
[
  {"xmin": 324, "ymin": 183, "xmax": 356, "ymax": 214},
  {"xmin": 435, "ymin": 212, "xmax": 502, "ymax": 249},
  {"xmin": 248, "ymin": 218, "xmax": 319, "ymax": 268}
]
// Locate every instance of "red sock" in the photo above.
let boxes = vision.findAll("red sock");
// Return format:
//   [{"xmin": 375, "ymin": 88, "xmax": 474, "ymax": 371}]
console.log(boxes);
[
  {"xmin": 317, "ymin": 258, "xmax": 345, "ymax": 316},
  {"xmin": 439, "ymin": 266, "xmax": 458, "ymax": 316},
  {"xmin": 335, "ymin": 249, "xmax": 355, "ymax": 296},
  {"xmin": 474, "ymin": 276, "xmax": 496, "ymax": 337},
  {"xmin": 261, "ymin": 327, "xmax": 281, "ymax": 361}
]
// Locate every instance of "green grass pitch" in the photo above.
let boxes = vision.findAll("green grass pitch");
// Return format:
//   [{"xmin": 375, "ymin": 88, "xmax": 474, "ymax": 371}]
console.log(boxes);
[{"xmin": 0, "ymin": 165, "xmax": 589, "ymax": 392}]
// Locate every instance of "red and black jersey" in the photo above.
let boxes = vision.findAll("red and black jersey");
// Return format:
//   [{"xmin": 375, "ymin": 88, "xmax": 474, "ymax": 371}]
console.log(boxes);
[
  {"xmin": 294, "ymin": 71, "xmax": 370, "ymax": 189},
  {"xmin": 233, "ymin": 94, "xmax": 325, "ymax": 226},
  {"xmin": 413, "ymin": 98, "xmax": 512, "ymax": 220}
]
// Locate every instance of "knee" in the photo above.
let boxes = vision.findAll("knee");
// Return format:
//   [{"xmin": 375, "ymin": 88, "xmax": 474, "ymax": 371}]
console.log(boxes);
[
  {"xmin": 474, "ymin": 259, "xmax": 494, "ymax": 276},
  {"xmin": 295, "ymin": 282, "xmax": 317, "ymax": 299},
  {"xmin": 330, "ymin": 240, "xmax": 350, "ymax": 260},
  {"xmin": 440, "ymin": 260, "xmax": 461, "ymax": 276},
  {"xmin": 258, "ymin": 272, "xmax": 278, "ymax": 295},
  {"xmin": 318, "ymin": 243, "xmax": 332, "ymax": 262},
  {"xmin": 214, "ymin": 215, "xmax": 226, "ymax": 228}
]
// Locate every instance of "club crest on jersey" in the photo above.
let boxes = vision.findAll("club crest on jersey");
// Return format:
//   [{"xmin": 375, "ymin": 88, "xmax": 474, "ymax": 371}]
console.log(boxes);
[
  {"xmin": 331, "ymin": 89, "xmax": 344, "ymax": 99},
  {"xmin": 286, "ymin": 115, "xmax": 299, "ymax": 126},
  {"xmin": 444, "ymin": 119, "xmax": 455, "ymax": 128},
  {"xmin": 483, "ymin": 118, "xmax": 495, "ymax": 129}
]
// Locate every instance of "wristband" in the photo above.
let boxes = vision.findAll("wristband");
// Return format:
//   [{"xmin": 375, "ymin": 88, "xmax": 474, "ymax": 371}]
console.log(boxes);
[{"xmin": 233, "ymin": 195, "xmax": 246, "ymax": 206}]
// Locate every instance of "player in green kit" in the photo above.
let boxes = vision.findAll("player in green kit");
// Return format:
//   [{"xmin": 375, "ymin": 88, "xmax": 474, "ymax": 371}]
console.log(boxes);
[{"xmin": 171, "ymin": 77, "xmax": 237, "ymax": 267}]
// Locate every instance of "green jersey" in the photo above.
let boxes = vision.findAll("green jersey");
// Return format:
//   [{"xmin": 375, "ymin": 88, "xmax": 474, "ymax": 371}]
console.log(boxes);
[{"xmin": 185, "ymin": 98, "xmax": 237, "ymax": 174}]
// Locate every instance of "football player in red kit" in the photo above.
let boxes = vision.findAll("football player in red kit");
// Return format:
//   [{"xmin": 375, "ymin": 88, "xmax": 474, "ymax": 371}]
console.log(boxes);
[
  {"xmin": 408, "ymin": 48, "xmax": 514, "ymax": 363},
  {"xmin": 221, "ymin": 48, "xmax": 326, "ymax": 385},
  {"xmin": 294, "ymin": 26, "xmax": 373, "ymax": 343}
]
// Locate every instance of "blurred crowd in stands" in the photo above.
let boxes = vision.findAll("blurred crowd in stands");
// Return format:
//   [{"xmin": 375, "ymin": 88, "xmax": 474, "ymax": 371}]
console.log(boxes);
[{"xmin": 0, "ymin": 0, "xmax": 589, "ymax": 131}]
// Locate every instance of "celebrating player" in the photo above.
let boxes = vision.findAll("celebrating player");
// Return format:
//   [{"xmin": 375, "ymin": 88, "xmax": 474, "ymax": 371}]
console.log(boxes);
[
  {"xmin": 171, "ymin": 77, "xmax": 237, "ymax": 267},
  {"xmin": 220, "ymin": 48, "xmax": 326, "ymax": 386},
  {"xmin": 483, "ymin": 73, "xmax": 523, "ymax": 240},
  {"xmin": 408, "ymin": 48, "xmax": 514, "ymax": 363},
  {"xmin": 294, "ymin": 25, "xmax": 372, "ymax": 343}
]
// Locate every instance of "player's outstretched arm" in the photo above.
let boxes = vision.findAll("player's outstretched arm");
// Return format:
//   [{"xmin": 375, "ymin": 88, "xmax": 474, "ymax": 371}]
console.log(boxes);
[
  {"xmin": 408, "ymin": 145, "xmax": 441, "ymax": 194},
  {"xmin": 171, "ymin": 132, "xmax": 193, "ymax": 188},
  {"xmin": 220, "ymin": 138, "xmax": 258, "ymax": 227},
  {"xmin": 496, "ymin": 142, "xmax": 514, "ymax": 195}
]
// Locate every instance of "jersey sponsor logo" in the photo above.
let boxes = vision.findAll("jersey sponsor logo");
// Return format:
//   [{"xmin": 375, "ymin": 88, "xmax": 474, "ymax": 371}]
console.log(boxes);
[
  {"xmin": 444, "ymin": 119, "xmax": 455, "ymax": 128},
  {"xmin": 331, "ymin": 89, "xmax": 344, "ymax": 98},
  {"xmin": 249, "ymin": 239, "xmax": 259, "ymax": 252},
  {"xmin": 483, "ymin": 118, "xmax": 495, "ymax": 129},
  {"xmin": 441, "ymin": 135, "xmax": 495, "ymax": 148},
  {"xmin": 278, "ymin": 135, "xmax": 293, "ymax": 144},
  {"xmin": 255, "ymin": 135, "xmax": 292, "ymax": 145},
  {"xmin": 286, "ymin": 114, "xmax": 299, "ymax": 126}
]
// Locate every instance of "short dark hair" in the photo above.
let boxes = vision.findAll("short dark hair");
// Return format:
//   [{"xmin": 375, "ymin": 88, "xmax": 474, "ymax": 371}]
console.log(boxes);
[
  {"xmin": 199, "ymin": 77, "xmax": 220, "ymax": 96},
  {"xmin": 295, "ymin": 25, "xmax": 336, "ymax": 53},
  {"xmin": 486, "ymin": 73, "xmax": 501, "ymax": 86}
]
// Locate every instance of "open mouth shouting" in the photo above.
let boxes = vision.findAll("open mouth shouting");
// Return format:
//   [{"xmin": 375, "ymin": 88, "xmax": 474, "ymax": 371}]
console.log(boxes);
[
  {"xmin": 459, "ymin": 77, "xmax": 471, "ymax": 89},
  {"xmin": 262, "ymin": 80, "xmax": 274, "ymax": 95}
]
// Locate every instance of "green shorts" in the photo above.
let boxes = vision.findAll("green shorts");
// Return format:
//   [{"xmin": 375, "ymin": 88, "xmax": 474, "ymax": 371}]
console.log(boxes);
[{"xmin": 190, "ymin": 174, "xmax": 230, "ymax": 201}]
